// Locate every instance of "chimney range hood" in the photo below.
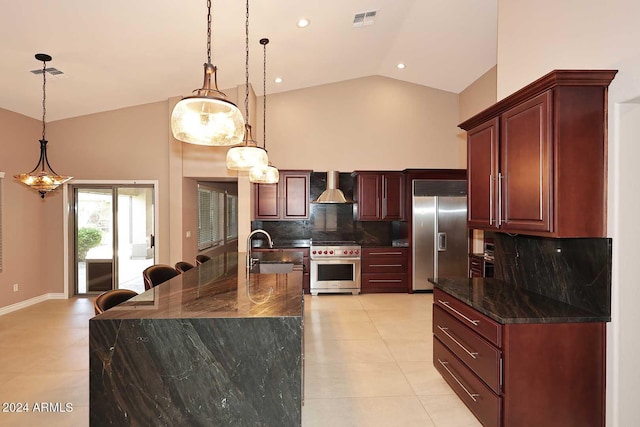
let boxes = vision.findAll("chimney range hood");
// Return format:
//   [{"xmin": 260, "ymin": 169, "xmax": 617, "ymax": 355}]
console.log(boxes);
[{"xmin": 312, "ymin": 171, "xmax": 353, "ymax": 203}]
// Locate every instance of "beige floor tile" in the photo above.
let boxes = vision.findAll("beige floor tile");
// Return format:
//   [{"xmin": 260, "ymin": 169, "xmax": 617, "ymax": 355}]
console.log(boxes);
[
  {"xmin": 418, "ymin": 394, "xmax": 482, "ymax": 427},
  {"xmin": 358, "ymin": 293, "xmax": 433, "ymax": 311},
  {"xmin": 305, "ymin": 295, "xmax": 365, "ymax": 311},
  {"xmin": 398, "ymin": 361, "xmax": 456, "ymax": 396},
  {"xmin": 305, "ymin": 362, "xmax": 416, "ymax": 398},
  {"xmin": 304, "ymin": 319, "xmax": 382, "ymax": 341},
  {"xmin": 0, "ymin": 371, "xmax": 89, "ymax": 407},
  {"xmin": 385, "ymin": 338, "xmax": 433, "ymax": 362},
  {"xmin": 302, "ymin": 396, "xmax": 435, "ymax": 427},
  {"xmin": 0, "ymin": 405, "xmax": 88, "ymax": 427},
  {"xmin": 369, "ymin": 317, "xmax": 432, "ymax": 340},
  {"xmin": 306, "ymin": 339, "xmax": 394, "ymax": 364},
  {"xmin": 304, "ymin": 308, "xmax": 372, "ymax": 325}
]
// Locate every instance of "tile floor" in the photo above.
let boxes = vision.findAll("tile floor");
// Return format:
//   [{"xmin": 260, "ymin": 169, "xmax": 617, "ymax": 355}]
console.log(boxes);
[{"xmin": 0, "ymin": 293, "xmax": 480, "ymax": 427}]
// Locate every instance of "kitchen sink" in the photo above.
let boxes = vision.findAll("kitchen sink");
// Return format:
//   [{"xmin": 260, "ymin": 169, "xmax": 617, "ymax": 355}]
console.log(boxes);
[{"xmin": 249, "ymin": 262, "xmax": 294, "ymax": 274}]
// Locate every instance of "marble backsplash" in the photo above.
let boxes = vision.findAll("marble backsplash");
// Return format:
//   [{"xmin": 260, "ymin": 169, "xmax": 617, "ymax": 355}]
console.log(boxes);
[
  {"xmin": 493, "ymin": 234, "xmax": 612, "ymax": 317},
  {"xmin": 252, "ymin": 172, "xmax": 404, "ymax": 246}
]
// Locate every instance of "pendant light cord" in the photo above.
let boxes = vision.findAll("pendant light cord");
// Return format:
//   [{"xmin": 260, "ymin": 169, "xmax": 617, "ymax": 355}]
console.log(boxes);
[
  {"xmin": 262, "ymin": 38, "xmax": 268, "ymax": 151},
  {"xmin": 206, "ymin": 0, "xmax": 212, "ymax": 65},
  {"xmin": 244, "ymin": 0, "xmax": 250, "ymax": 122},
  {"xmin": 41, "ymin": 58, "xmax": 47, "ymax": 141}
]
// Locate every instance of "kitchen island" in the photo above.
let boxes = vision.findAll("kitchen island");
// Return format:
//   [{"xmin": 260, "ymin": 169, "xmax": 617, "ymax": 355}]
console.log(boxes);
[{"xmin": 89, "ymin": 252, "xmax": 304, "ymax": 426}]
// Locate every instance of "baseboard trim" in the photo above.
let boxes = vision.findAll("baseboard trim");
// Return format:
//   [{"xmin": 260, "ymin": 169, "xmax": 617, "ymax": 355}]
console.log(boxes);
[{"xmin": 0, "ymin": 293, "xmax": 67, "ymax": 316}]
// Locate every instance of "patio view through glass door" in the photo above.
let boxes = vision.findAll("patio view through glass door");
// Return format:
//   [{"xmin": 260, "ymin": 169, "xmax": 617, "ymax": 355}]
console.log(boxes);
[{"xmin": 74, "ymin": 185, "xmax": 155, "ymax": 295}]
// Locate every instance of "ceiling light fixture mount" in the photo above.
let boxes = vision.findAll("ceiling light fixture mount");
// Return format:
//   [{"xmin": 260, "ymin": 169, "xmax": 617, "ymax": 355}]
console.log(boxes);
[
  {"xmin": 250, "ymin": 38, "xmax": 279, "ymax": 184},
  {"xmin": 170, "ymin": 0, "xmax": 245, "ymax": 146},
  {"xmin": 14, "ymin": 53, "xmax": 72, "ymax": 199},
  {"xmin": 226, "ymin": 0, "xmax": 268, "ymax": 171}
]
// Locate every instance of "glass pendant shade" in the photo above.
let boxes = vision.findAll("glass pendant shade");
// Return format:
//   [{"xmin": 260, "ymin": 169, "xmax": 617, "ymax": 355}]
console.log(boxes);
[
  {"xmin": 171, "ymin": 65, "xmax": 245, "ymax": 146},
  {"xmin": 14, "ymin": 140, "xmax": 72, "ymax": 198},
  {"xmin": 249, "ymin": 164, "xmax": 279, "ymax": 183},
  {"xmin": 226, "ymin": 124, "xmax": 268, "ymax": 170}
]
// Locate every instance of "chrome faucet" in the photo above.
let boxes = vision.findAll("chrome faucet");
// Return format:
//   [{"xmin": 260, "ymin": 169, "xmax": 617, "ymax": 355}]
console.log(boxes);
[{"xmin": 246, "ymin": 229, "xmax": 273, "ymax": 269}]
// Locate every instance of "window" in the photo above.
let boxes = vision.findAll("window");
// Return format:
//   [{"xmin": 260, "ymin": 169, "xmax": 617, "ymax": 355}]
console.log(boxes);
[{"xmin": 198, "ymin": 184, "xmax": 238, "ymax": 250}]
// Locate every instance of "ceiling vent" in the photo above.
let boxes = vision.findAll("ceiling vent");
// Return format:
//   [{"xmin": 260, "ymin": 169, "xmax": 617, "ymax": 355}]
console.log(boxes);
[
  {"xmin": 31, "ymin": 67, "xmax": 64, "ymax": 77},
  {"xmin": 353, "ymin": 10, "xmax": 377, "ymax": 27}
]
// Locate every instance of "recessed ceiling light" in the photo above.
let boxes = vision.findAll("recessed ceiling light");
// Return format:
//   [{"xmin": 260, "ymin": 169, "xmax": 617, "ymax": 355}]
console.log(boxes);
[
  {"xmin": 275, "ymin": 77, "xmax": 283, "ymax": 84},
  {"xmin": 397, "ymin": 63, "xmax": 406, "ymax": 69},
  {"xmin": 297, "ymin": 18, "xmax": 310, "ymax": 28}
]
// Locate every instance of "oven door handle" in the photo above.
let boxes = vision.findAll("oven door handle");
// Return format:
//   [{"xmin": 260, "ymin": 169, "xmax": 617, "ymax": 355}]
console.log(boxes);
[{"xmin": 311, "ymin": 258, "xmax": 361, "ymax": 263}]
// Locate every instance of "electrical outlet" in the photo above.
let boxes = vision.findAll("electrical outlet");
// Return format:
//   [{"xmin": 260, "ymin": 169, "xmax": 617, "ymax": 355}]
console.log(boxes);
[
  {"xmin": 13, "ymin": 283, "xmax": 19, "ymax": 292},
  {"xmin": 186, "ymin": 231, "xmax": 191, "ymax": 238}
]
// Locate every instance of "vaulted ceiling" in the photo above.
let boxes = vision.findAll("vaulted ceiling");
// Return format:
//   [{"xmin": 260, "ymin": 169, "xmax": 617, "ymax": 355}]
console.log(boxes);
[{"xmin": 0, "ymin": 0, "xmax": 497, "ymax": 121}]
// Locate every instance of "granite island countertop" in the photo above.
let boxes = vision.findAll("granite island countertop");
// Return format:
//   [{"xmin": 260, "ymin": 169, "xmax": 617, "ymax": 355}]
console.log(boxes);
[
  {"xmin": 94, "ymin": 251, "xmax": 304, "ymax": 320},
  {"xmin": 431, "ymin": 277, "xmax": 610, "ymax": 324}
]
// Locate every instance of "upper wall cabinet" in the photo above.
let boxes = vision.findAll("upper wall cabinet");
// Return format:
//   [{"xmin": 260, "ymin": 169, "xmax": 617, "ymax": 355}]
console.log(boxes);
[
  {"xmin": 254, "ymin": 170, "xmax": 312, "ymax": 220},
  {"xmin": 352, "ymin": 171, "xmax": 405, "ymax": 221},
  {"xmin": 460, "ymin": 70, "xmax": 617, "ymax": 238}
]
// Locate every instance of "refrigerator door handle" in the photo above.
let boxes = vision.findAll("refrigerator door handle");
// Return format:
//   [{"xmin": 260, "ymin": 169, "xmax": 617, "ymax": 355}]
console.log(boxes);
[{"xmin": 437, "ymin": 232, "xmax": 447, "ymax": 251}]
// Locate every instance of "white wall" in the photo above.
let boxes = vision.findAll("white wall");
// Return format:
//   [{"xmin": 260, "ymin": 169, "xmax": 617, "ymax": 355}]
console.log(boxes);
[{"xmin": 497, "ymin": 1, "xmax": 640, "ymax": 425}]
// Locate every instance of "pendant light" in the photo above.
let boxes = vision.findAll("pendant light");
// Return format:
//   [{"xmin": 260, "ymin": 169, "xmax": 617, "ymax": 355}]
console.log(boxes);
[
  {"xmin": 170, "ymin": 0, "xmax": 245, "ymax": 146},
  {"xmin": 14, "ymin": 54, "xmax": 72, "ymax": 199},
  {"xmin": 249, "ymin": 38, "xmax": 279, "ymax": 184},
  {"xmin": 225, "ymin": 0, "xmax": 268, "ymax": 171}
]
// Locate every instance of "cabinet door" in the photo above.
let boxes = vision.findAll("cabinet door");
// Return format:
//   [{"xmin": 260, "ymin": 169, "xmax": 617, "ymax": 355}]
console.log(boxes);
[
  {"xmin": 467, "ymin": 118, "xmax": 499, "ymax": 229},
  {"xmin": 282, "ymin": 173, "xmax": 310, "ymax": 219},
  {"xmin": 381, "ymin": 173, "xmax": 404, "ymax": 220},
  {"xmin": 500, "ymin": 91, "xmax": 552, "ymax": 233},
  {"xmin": 356, "ymin": 174, "xmax": 381, "ymax": 220},
  {"xmin": 254, "ymin": 183, "xmax": 280, "ymax": 219}
]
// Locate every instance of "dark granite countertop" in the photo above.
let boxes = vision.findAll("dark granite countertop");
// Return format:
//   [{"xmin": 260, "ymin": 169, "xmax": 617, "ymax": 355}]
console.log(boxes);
[
  {"xmin": 93, "ymin": 252, "xmax": 303, "ymax": 320},
  {"xmin": 431, "ymin": 277, "xmax": 610, "ymax": 324}
]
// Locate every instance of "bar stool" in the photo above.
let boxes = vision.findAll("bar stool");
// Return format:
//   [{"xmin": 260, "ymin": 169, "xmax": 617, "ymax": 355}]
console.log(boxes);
[
  {"xmin": 195, "ymin": 255, "xmax": 212, "ymax": 266},
  {"xmin": 142, "ymin": 264, "xmax": 180, "ymax": 290},
  {"xmin": 175, "ymin": 261, "xmax": 195, "ymax": 273},
  {"xmin": 94, "ymin": 289, "xmax": 138, "ymax": 315}
]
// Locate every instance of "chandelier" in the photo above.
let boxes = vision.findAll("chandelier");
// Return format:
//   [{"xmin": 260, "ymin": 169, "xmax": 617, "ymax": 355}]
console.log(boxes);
[{"xmin": 14, "ymin": 53, "xmax": 72, "ymax": 198}]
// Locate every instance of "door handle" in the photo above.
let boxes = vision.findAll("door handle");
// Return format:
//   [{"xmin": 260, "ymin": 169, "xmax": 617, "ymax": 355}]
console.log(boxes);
[
  {"xmin": 150, "ymin": 234, "xmax": 155, "ymax": 248},
  {"xmin": 437, "ymin": 232, "xmax": 447, "ymax": 251}
]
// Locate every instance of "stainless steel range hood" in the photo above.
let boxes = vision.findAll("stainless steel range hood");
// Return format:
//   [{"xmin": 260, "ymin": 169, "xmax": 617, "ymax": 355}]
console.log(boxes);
[{"xmin": 312, "ymin": 171, "xmax": 353, "ymax": 203}]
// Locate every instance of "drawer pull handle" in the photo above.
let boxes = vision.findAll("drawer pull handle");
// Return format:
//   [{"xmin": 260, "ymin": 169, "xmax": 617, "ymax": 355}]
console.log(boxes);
[
  {"xmin": 438, "ymin": 300, "xmax": 480, "ymax": 326},
  {"xmin": 369, "ymin": 279, "xmax": 402, "ymax": 283},
  {"xmin": 370, "ymin": 264, "xmax": 403, "ymax": 267},
  {"xmin": 437, "ymin": 326, "xmax": 478, "ymax": 359},
  {"xmin": 370, "ymin": 252, "xmax": 404, "ymax": 255},
  {"xmin": 438, "ymin": 358, "xmax": 479, "ymax": 402}
]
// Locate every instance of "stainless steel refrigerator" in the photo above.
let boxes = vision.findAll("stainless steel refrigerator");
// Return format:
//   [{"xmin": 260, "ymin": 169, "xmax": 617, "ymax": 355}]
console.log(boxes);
[{"xmin": 412, "ymin": 180, "xmax": 468, "ymax": 291}]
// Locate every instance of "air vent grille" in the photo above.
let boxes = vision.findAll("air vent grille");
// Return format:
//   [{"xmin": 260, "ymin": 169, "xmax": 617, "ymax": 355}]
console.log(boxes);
[
  {"xmin": 30, "ymin": 67, "xmax": 64, "ymax": 76},
  {"xmin": 353, "ymin": 10, "xmax": 377, "ymax": 27}
]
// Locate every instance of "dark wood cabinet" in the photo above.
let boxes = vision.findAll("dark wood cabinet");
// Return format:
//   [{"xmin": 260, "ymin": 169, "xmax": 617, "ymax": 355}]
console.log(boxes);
[
  {"xmin": 361, "ymin": 247, "xmax": 408, "ymax": 293},
  {"xmin": 433, "ymin": 288, "xmax": 606, "ymax": 427},
  {"xmin": 352, "ymin": 171, "xmax": 404, "ymax": 221},
  {"xmin": 254, "ymin": 170, "xmax": 311, "ymax": 220},
  {"xmin": 460, "ymin": 70, "xmax": 617, "ymax": 237}
]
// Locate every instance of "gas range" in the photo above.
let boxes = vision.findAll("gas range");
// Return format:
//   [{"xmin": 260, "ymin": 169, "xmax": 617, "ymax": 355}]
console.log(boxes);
[{"xmin": 310, "ymin": 240, "xmax": 361, "ymax": 259}]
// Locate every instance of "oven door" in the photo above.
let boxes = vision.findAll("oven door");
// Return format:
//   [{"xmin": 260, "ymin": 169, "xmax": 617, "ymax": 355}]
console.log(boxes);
[{"xmin": 310, "ymin": 257, "xmax": 361, "ymax": 295}]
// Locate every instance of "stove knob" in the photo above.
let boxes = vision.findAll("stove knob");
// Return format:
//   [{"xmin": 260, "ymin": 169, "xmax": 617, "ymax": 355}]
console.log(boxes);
[
  {"xmin": 329, "ymin": 250, "xmax": 334, "ymax": 254},
  {"xmin": 323, "ymin": 250, "xmax": 328, "ymax": 254},
  {"xmin": 343, "ymin": 250, "xmax": 348, "ymax": 255},
  {"xmin": 312, "ymin": 250, "xmax": 316, "ymax": 254},
  {"xmin": 349, "ymin": 250, "xmax": 353, "ymax": 255},
  {"xmin": 355, "ymin": 250, "xmax": 360, "ymax": 255}
]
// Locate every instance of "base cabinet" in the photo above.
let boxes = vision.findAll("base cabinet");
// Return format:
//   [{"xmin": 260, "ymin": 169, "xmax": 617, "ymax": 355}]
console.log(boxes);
[
  {"xmin": 361, "ymin": 247, "xmax": 408, "ymax": 293},
  {"xmin": 433, "ymin": 288, "xmax": 606, "ymax": 427}
]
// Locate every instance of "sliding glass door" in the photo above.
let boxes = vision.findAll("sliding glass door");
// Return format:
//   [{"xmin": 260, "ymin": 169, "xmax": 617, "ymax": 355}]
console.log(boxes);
[{"xmin": 73, "ymin": 184, "xmax": 155, "ymax": 295}]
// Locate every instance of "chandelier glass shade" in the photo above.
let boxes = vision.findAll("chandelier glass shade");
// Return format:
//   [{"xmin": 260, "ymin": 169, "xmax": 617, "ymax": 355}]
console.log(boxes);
[
  {"xmin": 170, "ymin": 0, "xmax": 245, "ymax": 146},
  {"xmin": 226, "ymin": 124, "xmax": 268, "ymax": 170},
  {"xmin": 14, "ymin": 53, "xmax": 72, "ymax": 198},
  {"xmin": 249, "ymin": 164, "xmax": 279, "ymax": 184}
]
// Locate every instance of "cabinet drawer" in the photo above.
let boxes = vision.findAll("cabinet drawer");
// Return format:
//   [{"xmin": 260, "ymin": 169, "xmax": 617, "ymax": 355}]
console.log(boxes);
[
  {"xmin": 361, "ymin": 273, "xmax": 407, "ymax": 293},
  {"xmin": 434, "ymin": 306, "xmax": 501, "ymax": 394},
  {"xmin": 362, "ymin": 257, "xmax": 407, "ymax": 274},
  {"xmin": 434, "ymin": 288, "xmax": 502, "ymax": 347},
  {"xmin": 434, "ymin": 338, "xmax": 501, "ymax": 427}
]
